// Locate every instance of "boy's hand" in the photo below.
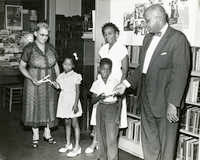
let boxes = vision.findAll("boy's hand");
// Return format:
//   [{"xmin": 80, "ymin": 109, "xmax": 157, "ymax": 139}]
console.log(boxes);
[
  {"xmin": 72, "ymin": 104, "xmax": 79, "ymax": 114},
  {"xmin": 98, "ymin": 93, "xmax": 106, "ymax": 101}
]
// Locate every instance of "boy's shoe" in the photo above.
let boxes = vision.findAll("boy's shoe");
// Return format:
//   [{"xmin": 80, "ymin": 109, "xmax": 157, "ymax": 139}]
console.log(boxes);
[
  {"xmin": 58, "ymin": 143, "xmax": 73, "ymax": 153},
  {"xmin": 67, "ymin": 147, "xmax": 81, "ymax": 157}
]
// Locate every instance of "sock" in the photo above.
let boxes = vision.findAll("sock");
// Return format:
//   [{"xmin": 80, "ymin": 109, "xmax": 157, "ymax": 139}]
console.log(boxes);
[{"xmin": 32, "ymin": 128, "xmax": 39, "ymax": 140}]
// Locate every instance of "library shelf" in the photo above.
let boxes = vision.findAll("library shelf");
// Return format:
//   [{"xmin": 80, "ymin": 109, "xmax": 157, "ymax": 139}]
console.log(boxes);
[
  {"xmin": 118, "ymin": 136, "xmax": 144, "ymax": 159},
  {"xmin": 127, "ymin": 112, "xmax": 141, "ymax": 120},
  {"xmin": 179, "ymin": 129, "xmax": 200, "ymax": 139}
]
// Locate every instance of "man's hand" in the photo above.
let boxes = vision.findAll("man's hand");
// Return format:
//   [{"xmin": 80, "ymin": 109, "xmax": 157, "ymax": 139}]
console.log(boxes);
[
  {"xmin": 167, "ymin": 103, "xmax": 179, "ymax": 123},
  {"xmin": 113, "ymin": 83, "xmax": 127, "ymax": 95}
]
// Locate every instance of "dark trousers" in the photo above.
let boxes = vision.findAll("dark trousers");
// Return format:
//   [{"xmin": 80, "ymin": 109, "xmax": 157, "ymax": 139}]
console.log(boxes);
[
  {"xmin": 96, "ymin": 102, "xmax": 119, "ymax": 160},
  {"xmin": 140, "ymin": 75, "xmax": 179, "ymax": 160}
]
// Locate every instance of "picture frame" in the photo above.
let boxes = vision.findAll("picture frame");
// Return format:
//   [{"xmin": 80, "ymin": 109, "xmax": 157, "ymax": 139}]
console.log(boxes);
[{"xmin": 5, "ymin": 5, "xmax": 23, "ymax": 30}]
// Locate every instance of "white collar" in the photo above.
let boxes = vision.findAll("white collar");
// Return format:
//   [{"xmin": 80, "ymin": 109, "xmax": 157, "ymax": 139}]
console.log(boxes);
[{"xmin": 160, "ymin": 23, "xmax": 168, "ymax": 37}]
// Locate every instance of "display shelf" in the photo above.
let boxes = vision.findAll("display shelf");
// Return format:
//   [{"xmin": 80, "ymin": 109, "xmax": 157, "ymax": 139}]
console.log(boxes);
[
  {"xmin": 127, "ymin": 112, "xmax": 141, "ymax": 120},
  {"xmin": 118, "ymin": 136, "xmax": 144, "ymax": 159}
]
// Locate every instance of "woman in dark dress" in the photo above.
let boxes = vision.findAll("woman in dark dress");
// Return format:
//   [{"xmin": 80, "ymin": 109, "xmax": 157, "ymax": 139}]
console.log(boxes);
[{"xmin": 19, "ymin": 22, "xmax": 60, "ymax": 148}]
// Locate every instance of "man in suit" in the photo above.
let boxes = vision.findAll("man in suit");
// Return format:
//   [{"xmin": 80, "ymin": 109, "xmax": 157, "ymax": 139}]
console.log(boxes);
[{"xmin": 114, "ymin": 4, "xmax": 190, "ymax": 160}]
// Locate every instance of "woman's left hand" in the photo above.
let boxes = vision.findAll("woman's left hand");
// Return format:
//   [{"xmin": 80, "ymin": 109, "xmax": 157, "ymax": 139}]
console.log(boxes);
[{"xmin": 72, "ymin": 104, "xmax": 79, "ymax": 114}]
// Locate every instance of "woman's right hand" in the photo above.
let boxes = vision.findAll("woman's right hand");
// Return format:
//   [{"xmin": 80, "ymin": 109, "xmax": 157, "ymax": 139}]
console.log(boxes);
[{"xmin": 31, "ymin": 79, "xmax": 42, "ymax": 86}]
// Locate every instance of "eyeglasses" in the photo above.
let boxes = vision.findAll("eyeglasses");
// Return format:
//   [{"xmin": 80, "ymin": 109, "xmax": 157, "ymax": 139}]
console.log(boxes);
[{"xmin": 38, "ymin": 33, "xmax": 48, "ymax": 37}]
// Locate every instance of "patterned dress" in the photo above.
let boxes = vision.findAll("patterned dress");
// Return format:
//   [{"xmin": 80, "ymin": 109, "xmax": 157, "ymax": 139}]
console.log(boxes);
[{"xmin": 21, "ymin": 42, "xmax": 58, "ymax": 127}]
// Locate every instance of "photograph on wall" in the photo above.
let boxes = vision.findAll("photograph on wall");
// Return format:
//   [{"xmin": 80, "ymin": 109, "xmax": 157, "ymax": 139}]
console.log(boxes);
[
  {"xmin": 5, "ymin": 5, "xmax": 23, "ymax": 30},
  {"xmin": 123, "ymin": 3, "xmax": 147, "ymax": 35}
]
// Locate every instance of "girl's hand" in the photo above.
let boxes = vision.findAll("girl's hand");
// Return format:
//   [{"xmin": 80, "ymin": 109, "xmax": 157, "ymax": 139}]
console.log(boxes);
[
  {"xmin": 72, "ymin": 104, "xmax": 79, "ymax": 114},
  {"xmin": 50, "ymin": 81, "xmax": 59, "ymax": 89}
]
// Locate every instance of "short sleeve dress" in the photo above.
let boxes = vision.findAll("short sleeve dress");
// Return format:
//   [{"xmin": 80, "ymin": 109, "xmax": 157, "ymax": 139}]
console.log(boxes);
[
  {"xmin": 21, "ymin": 42, "xmax": 58, "ymax": 128},
  {"xmin": 56, "ymin": 71, "xmax": 82, "ymax": 118}
]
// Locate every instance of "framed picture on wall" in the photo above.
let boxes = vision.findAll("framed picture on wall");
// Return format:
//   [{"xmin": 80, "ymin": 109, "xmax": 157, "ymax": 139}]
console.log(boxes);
[{"xmin": 5, "ymin": 5, "xmax": 23, "ymax": 30}]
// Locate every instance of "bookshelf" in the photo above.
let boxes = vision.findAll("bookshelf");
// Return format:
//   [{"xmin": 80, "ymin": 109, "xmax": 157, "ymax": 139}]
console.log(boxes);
[
  {"xmin": 118, "ymin": 45, "xmax": 144, "ymax": 159},
  {"xmin": 176, "ymin": 47, "xmax": 200, "ymax": 160}
]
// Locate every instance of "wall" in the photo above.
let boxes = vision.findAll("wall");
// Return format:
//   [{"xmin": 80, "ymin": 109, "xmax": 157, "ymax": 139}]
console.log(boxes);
[
  {"xmin": 56, "ymin": 0, "xmax": 81, "ymax": 16},
  {"xmin": 94, "ymin": 0, "xmax": 110, "ymax": 77}
]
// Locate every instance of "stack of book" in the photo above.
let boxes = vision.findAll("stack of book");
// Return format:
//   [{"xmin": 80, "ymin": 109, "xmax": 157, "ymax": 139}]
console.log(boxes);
[{"xmin": 126, "ymin": 94, "xmax": 140, "ymax": 116}]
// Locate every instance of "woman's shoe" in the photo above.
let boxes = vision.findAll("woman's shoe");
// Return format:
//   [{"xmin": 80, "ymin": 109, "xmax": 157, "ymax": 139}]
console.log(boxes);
[
  {"xmin": 58, "ymin": 143, "xmax": 73, "ymax": 153},
  {"xmin": 32, "ymin": 139, "xmax": 39, "ymax": 148},
  {"xmin": 85, "ymin": 146, "xmax": 96, "ymax": 154},
  {"xmin": 67, "ymin": 147, "xmax": 81, "ymax": 157},
  {"xmin": 43, "ymin": 137, "xmax": 56, "ymax": 144}
]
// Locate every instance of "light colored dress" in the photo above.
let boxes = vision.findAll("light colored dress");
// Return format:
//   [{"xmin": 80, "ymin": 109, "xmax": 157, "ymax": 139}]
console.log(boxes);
[
  {"xmin": 90, "ymin": 41, "xmax": 128, "ymax": 128},
  {"xmin": 56, "ymin": 70, "xmax": 82, "ymax": 118}
]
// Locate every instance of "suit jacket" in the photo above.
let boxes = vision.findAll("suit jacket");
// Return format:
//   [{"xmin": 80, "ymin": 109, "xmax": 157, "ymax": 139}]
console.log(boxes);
[{"xmin": 128, "ymin": 26, "xmax": 191, "ymax": 117}]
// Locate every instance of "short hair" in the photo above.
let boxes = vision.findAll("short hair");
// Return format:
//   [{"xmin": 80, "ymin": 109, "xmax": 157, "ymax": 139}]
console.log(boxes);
[
  {"xmin": 102, "ymin": 22, "xmax": 119, "ymax": 35},
  {"xmin": 144, "ymin": 4, "xmax": 167, "ymax": 23},
  {"xmin": 35, "ymin": 22, "xmax": 50, "ymax": 32},
  {"xmin": 100, "ymin": 58, "xmax": 112, "ymax": 69}
]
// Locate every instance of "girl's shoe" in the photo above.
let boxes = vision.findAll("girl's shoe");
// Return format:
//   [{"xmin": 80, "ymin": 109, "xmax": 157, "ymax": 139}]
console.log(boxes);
[
  {"xmin": 32, "ymin": 139, "xmax": 39, "ymax": 148},
  {"xmin": 43, "ymin": 137, "xmax": 56, "ymax": 144},
  {"xmin": 67, "ymin": 147, "xmax": 81, "ymax": 157},
  {"xmin": 58, "ymin": 144, "xmax": 73, "ymax": 153}
]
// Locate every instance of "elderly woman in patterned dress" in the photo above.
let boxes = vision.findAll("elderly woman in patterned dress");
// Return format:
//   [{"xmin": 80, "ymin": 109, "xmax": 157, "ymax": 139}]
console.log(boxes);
[{"xmin": 19, "ymin": 22, "xmax": 60, "ymax": 148}]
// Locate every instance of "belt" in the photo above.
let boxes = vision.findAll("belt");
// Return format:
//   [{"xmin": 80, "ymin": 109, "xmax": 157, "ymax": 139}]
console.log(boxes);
[{"xmin": 99, "ymin": 101, "xmax": 117, "ymax": 105}]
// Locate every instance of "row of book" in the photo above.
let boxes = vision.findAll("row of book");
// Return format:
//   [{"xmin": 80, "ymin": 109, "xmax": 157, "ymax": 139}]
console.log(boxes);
[
  {"xmin": 192, "ymin": 47, "xmax": 200, "ymax": 72},
  {"xmin": 126, "ymin": 46, "xmax": 140, "ymax": 67},
  {"xmin": 176, "ymin": 135, "xmax": 199, "ymax": 160},
  {"xmin": 126, "ymin": 94, "xmax": 140, "ymax": 116},
  {"xmin": 182, "ymin": 106, "xmax": 200, "ymax": 135},
  {"xmin": 186, "ymin": 77, "xmax": 200, "ymax": 103},
  {"xmin": 120, "ymin": 118, "xmax": 141, "ymax": 144}
]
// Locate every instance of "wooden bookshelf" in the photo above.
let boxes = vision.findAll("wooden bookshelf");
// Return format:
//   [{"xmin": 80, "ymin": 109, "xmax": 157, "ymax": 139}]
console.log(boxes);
[{"xmin": 177, "ymin": 47, "xmax": 200, "ymax": 160}]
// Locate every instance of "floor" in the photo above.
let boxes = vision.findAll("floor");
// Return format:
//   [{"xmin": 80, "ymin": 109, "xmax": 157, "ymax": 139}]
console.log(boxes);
[{"xmin": 0, "ymin": 105, "xmax": 142, "ymax": 160}]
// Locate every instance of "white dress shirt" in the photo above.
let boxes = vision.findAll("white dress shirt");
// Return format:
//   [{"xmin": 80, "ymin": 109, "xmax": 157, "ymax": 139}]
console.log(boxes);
[
  {"xmin": 142, "ymin": 24, "xmax": 168, "ymax": 74},
  {"xmin": 90, "ymin": 75, "xmax": 119, "ymax": 103}
]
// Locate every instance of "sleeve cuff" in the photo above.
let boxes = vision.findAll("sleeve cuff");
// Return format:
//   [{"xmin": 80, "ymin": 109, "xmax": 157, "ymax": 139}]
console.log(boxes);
[{"xmin": 123, "ymin": 80, "xmax": 131, "ymax": 88}]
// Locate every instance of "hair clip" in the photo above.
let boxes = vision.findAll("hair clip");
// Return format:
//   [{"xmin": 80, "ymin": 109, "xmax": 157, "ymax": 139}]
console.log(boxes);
[{"xmin": 73, "ymin": 52, "xmax": 78, "ymax": 61}]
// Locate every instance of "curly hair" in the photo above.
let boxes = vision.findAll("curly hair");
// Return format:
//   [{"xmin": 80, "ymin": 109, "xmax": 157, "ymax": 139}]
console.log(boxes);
[{"xmin": 102, "ymin": 22, "xmax": 119, "ymax": 35}]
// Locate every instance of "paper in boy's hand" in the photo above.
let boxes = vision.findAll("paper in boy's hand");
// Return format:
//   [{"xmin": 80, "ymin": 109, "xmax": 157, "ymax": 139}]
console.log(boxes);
[{"xmin": 104, "ymin": 91, "xmax": 118, "ymax": 98}]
